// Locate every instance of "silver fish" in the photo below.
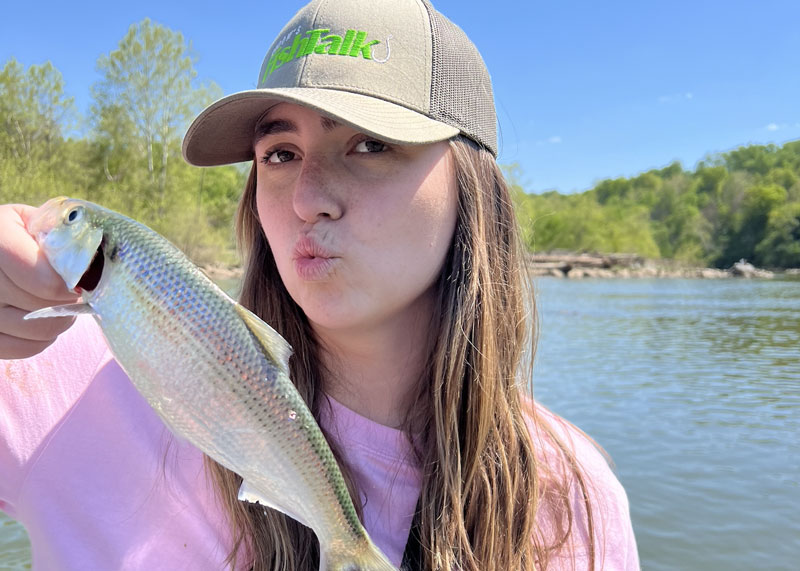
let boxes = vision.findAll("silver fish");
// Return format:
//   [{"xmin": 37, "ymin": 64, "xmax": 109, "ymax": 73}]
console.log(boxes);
[{"xmin": 25, "ymin": 197, "xmax": 396, "ymax": 571}]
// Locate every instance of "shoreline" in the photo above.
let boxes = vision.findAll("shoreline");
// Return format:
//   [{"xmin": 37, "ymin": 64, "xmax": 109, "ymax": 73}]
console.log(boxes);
[
  {"xmin": 200, "ymin": 257, "xmax": 798, "ymax": 282},
  {"xmin": 524, "ymin": 253, "xmax": 790, "ymax": 279}
]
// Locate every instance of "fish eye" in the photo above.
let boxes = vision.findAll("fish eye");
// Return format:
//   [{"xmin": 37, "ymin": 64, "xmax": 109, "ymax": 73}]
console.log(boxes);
[{"xmin": 66, "ymin": 206, "xmax": 84, "ymax": 225}]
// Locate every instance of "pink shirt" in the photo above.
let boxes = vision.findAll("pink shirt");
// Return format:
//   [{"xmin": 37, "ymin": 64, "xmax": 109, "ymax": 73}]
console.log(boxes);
[{"xmin": 1, "ymin": 316, "xmax": 638, "ymax": 569}]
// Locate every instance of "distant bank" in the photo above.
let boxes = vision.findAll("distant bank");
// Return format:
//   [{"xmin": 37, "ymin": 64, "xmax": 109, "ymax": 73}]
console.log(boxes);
[
  {"xmin": 523, "ymin": 253, "xmax": 790, "ymax": 279},
  {"xmin": 201, "ymin": 255, "xmax": 797, "ymax": 283}
]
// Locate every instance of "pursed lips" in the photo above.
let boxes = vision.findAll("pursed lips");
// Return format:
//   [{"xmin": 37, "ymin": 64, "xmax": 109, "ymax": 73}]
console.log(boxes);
[{"xmin": 292, "ymin": 235, "xmax": 339, "ymax": 281}]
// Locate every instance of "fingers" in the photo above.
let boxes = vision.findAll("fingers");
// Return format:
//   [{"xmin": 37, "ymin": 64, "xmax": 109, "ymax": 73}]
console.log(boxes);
[
  {"xmin": 0, "ymin": 332, "xmax": 55, "ymax": 360},
  {"xmin": 0, "ymin": 204, "xmax": 76, "ymax": 302},
  {"xmin": 0, "ymin": 265, "xmax": 75, "ymax": 312},
  {"xmin": 0, "ymin": 305, "xmax": 76, "ymax": 341},
  {"xmin": 0, "ymin": 204, "xmax": 79, "ymax": 359}
]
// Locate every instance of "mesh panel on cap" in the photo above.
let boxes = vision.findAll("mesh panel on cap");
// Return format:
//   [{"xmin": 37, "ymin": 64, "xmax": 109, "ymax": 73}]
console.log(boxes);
[{"xmin": 423, "ymin": 1, "xmax": 498, "ymax": 156}]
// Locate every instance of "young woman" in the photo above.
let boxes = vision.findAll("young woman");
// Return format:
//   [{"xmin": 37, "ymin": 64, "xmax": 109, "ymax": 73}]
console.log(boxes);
[{"xmin": 0, "ymin": 0, "xmax": 638, "ymax": 569}]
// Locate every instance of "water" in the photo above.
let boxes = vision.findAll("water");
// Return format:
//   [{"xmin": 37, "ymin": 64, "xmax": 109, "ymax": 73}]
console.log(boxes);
[
  {"xmin": 1, "ymin": 278, "xmax": 798, "ymax": 569},
  {"xmin": 532, "ymin": 278, "xmax": 800, "ymax": 570}
]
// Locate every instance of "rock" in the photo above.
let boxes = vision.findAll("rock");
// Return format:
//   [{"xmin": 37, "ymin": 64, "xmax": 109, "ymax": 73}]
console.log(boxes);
[
  {"xmin": 528, "ymin": 267, "xmax": 554, "ymax": 277},
  {"xmin": 200, "ymin": 265, "xmax": 244, "ymax": 281},
  {"xmin": 731, "ymin": 259, "xmax": 774, "ymax": 278},
  {"xmin": 700, "ymin": 268, "xmax": 729, "ymax": 279}
]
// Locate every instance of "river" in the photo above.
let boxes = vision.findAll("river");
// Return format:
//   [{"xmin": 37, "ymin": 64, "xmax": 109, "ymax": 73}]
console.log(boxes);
[{"xmin": 1, "ymin": 277, "xmax": 798, "ymax": 569}]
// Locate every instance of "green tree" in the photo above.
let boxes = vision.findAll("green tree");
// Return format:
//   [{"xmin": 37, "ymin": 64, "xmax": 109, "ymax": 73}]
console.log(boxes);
[
  {"xmin": 0, "ymin": 58, "xmax": 78, "ymax": 204},
  {"xmin": 755, "ymin": 202, "xmax": 800, "ymax": 268},
  {"xmin": 91, "ymin": 18, "xmax": 221, "ymax": 219},
  {"xmin": 765, "ymin": 167, "xmax": 798, "ymax": 191},
  {"xmin": 724, "ymin": 144, "xmax": 777, "ymax": 177},
  {"xmin": 593, "ymin": 177, "xmax": 632, "ymax": 204},
  {"xmin": 718, "ymin": 183, "xmax": 787, "ymax": 266},
  {"xmin": 87, "ymin": 19, "xmax": 243, "ymax": 263}
]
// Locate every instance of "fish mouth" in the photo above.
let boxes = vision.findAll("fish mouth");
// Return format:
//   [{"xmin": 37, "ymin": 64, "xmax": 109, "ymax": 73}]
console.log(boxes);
[{"xmin": 77, "ymin": 239, "xmax": 105, "ymax": 292}]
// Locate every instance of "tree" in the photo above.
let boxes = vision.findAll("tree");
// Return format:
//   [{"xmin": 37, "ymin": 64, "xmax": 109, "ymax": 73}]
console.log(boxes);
[
  {"xmin": 0, "ymin": 58, "xmax": 77, "ymax": 204},
  {"xmin": 593, "ymin": 177, "xmax": 632, "ymax": 204},
  {"xmin": 724, "ymin": 144, "xmax": 777, "ymax": 177},
  {"xmin": 718, "ymin": 183, "xmax": 788, "ymax": 267},
  {"xmin": 756, "ymin": 202, "xmax": 800, "ymax": 268},
  {"xmin": 91, "ymin": 18, "xmax": 221, "ymax": 218}
]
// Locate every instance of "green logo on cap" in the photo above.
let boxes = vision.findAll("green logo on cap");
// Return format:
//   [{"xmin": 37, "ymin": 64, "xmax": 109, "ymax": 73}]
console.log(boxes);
[{"xmin": 261, "ymin": 28, "xmax": 382, "ymax": 82}]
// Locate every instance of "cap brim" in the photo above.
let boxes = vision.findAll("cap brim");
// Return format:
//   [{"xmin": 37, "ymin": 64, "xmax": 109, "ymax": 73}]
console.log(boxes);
[{"xmin": 182, "ymin": 88, "xmax": 460, "ymax": 166}]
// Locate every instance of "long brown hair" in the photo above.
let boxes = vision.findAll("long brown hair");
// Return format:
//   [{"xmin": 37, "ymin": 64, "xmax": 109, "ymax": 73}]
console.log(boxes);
[{"xmin": 205, "ymin": 136, "xmax": 597, "ymax": 570}]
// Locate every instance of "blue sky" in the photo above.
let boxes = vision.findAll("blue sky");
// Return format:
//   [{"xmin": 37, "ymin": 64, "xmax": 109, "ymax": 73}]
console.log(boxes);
[{"xmin": 2, "ymin": 0, "xmax": 799, "ymax": 193}]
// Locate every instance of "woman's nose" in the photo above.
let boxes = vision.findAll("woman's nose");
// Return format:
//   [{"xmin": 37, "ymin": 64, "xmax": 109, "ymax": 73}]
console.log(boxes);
[{"xmin": 292, "ymin": 157, "xmax": 343, "ymax": 223}]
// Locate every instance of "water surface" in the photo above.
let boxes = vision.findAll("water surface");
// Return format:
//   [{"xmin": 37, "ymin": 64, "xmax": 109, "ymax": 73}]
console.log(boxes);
[{"xmin": 532, "ymin": 278, "xmax": 800, "ymax": 570}]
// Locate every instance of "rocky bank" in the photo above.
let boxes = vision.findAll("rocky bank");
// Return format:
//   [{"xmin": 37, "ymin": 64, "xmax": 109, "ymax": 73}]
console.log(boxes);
[{"xmin": 525, "ymin": 253, "xmax": 780, "ymax": 279}]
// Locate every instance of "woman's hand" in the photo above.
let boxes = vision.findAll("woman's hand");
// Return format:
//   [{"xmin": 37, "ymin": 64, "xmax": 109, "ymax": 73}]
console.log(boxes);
[{"xmin": 0, "ymin": 204, "xmax": 80, "ymax": 359}]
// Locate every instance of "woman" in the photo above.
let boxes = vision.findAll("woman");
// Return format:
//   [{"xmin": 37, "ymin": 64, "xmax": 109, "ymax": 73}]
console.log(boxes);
[{"xmin": 0, "ymin": 0, "xmax": 638, "ymax": 569}]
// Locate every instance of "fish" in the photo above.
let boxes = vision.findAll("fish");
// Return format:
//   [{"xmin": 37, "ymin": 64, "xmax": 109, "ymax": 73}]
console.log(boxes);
[{"xmin": 24, "ymin": 197, "xmax": 397, "ymax": 571}]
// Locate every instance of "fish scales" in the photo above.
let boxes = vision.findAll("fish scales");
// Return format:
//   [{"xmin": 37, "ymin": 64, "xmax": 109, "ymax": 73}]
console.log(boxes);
[
  {"xmin": 24, "ymin": 197, "xmax": 396, "ymax": 570},
  {"xmin": 96, "ymin": 214, "xmax": 357, "ymax": 536}
]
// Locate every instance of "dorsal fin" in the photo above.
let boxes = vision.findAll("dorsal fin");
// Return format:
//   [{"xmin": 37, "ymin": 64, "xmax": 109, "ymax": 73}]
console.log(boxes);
[{"xmin": 233, "ymin": 303, "xmax": 293, "ymax": 374}]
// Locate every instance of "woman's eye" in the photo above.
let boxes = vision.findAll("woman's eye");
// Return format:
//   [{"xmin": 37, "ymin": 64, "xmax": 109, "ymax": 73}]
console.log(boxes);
[
  {"xmin": 354, "ymin": 139, "xmax": 387, "ymax": 153},
  {"xmin": 263, "ymin": 149, "xmax": 296, "ymax": 164}
]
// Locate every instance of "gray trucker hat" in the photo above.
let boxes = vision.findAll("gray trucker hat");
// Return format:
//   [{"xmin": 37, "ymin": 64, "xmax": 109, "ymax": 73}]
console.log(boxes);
[{"xmin": 182, "ymin": 0, "xmax": 497, "ymax": 166}]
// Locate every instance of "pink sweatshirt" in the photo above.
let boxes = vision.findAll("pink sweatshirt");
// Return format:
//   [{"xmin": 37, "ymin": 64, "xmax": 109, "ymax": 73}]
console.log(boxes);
[{"xmin": 1, "ymin": 316, "xmax": 638, "ymax": 570}]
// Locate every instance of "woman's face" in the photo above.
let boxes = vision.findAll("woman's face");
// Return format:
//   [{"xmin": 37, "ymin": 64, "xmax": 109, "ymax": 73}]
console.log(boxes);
[{"xmin": 254, "ymin": 103, "xmax": 458, "ymax": 337}]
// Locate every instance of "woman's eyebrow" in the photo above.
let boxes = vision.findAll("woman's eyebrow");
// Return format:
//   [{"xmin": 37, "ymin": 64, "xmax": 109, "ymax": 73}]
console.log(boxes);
[
  {"xmin": 254, "ymin": 115, "xmax": 343, "ymax": 146},
  {"xmin": 254, "ymin": 119, "xmax": 296, "ymax": 145},
  {"xmin": 319, "ymin": 116, "xmax": 340, "ymax": 132}
]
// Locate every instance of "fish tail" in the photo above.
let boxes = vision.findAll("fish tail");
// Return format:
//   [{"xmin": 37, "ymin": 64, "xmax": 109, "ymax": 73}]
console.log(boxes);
[{"xmin": 322, "ymin": 538, "xmax": 398, "ymax": 571}]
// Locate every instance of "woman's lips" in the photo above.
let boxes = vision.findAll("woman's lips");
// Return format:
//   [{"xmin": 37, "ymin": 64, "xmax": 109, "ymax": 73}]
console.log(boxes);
[
  {"xmin": 294, "ymin": 256, "xmax": 338, "ymax": 281},
  {"xmin": 292, "ymin": 236, "xmax": 339, "ymax": 281}
]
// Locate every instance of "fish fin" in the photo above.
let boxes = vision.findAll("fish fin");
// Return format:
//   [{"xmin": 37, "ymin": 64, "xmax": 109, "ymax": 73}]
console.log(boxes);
[
  {"xmin": 323, "ymin": 537, "xmax": 398, "ymax": 571},
  {"xmin": 237, "ymin": 480, "xmax": 310, "ymax": 527},
  {"xmin": 236, "ymin": 479, "xmax": 275, "ymax": 506},
  {"xmin": 233, "ymin": 303, "xmax": 293, "ymax": 373},
  {"xmin": 24, "ymin": 303, "xmax": 95, "ymax": 320}
]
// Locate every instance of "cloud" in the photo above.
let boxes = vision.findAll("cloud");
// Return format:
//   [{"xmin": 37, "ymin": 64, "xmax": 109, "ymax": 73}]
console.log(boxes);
[
  {"xmin": 535, "ymin": 135, "xmax": 562, "ymax": 146},
  {"xmin": 658, "ymin": 92, "xmax": 694, "ymax": 104},
  {"xmin": 764, "ymin": 122, "xmax": 800, "ymax": 131}
]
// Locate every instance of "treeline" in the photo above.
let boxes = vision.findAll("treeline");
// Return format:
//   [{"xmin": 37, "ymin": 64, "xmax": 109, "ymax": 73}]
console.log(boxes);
[
  {"xmin": 510, "ymin": 142, "xmax": 800, "ymax": 269},
  {"xmin": 0, "ymin": 20, "xmax": 244, "ymax": 265},
  {"xmin": 3, "ymin": 19, "xmax": 798, "ymax": 269}
]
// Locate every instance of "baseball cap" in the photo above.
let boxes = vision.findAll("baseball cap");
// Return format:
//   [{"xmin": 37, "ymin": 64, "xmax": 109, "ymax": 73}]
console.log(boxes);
[{"xmin": 182, "ymin": 0, "xmax": 497, "ymax": 166}]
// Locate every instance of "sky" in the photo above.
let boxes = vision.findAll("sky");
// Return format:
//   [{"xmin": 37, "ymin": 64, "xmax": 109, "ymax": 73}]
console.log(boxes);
[{"xmin": 2, "ymin": 0, "xmax": 799, "ymax": 193}]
